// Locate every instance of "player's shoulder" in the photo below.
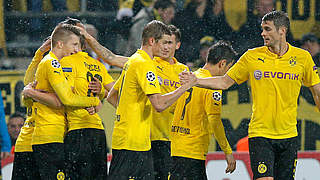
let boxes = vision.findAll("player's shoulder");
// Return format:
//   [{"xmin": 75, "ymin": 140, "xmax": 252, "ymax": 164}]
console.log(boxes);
[
  {"xmin": 246, "ymin": 46, "xmax": 266, "ymax": 54},
  {"xmin": 40, "ymin": 53, "xmax": 61, "ymax": 69},
  {"xmin": 288, "ymin": 44, "xmax": 310, "ymax": 56}
]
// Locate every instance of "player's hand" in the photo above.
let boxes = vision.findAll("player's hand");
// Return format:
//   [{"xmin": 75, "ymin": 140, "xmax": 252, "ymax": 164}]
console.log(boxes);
[
  {"xmin": 225, "ymin": 154, "xmax": 236, "ymax": 174},
  {"xmin": 39, "ymin": 37, "xmax": 51, "ymax": 53},
  {"xmin": 1, "ymin": 152, "xmax": 10, "ymax": 159},
  {"xmin": 22, "ymin": 83, "xmax": 35, "ymax": 97},
  {"xmin": 88, "ymin": 77, "xmax": 102, "ymax": 94},
  {"xmin": 86, "ymin": 107, "xmax": 96, "ymax": 115},
  {"xmin": 179, "ymin": 70, "xmax": 197, "ymax": 87},
  {"xmin": 94, "ymin": 101, "xmax": 103, "ymax": 113}
]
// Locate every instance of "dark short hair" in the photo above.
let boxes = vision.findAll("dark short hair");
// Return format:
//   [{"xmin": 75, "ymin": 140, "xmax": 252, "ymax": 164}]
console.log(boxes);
[
  {"xmin": 262, "ymin": 10, "xmax": 290, "ymax": 34},
  {"xmin": 142, "ymin": 20, "xmax": 171, "ymax": 45},
  {"xmin": 168, "ymin": 25, "xmax": 181, "ymax": 43},
  {"xmin": 301, "ymin": 33, "xmax": 319, "ymax": 45},
  {"xmin": 51, "ymin": 24, "xmax": 81, "ymax": 48},
  {"xmin": 154, "ymin": 0, "xmax": 175, "ymax": 10},
  {"xmin": 206, "ymin": 40, "xmax": 237, "ymax": 65},
  {"xmin": 9, "ymin": 112, "xmax": 25, "ymax": 122},
  {"xmin": 60, "ymin": 17, "xmax": 82, "ymax": 26}
]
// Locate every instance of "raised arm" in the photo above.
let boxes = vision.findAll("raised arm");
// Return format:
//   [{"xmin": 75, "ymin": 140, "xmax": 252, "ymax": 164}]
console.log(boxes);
[{"xmin": 79, "ymin": 28, "xmax": 128, "ymax": 68}]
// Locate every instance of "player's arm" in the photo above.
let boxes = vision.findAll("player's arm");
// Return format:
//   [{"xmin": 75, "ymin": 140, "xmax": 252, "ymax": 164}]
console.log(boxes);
[
  {"xmin": 147, "ymin": 82, "xmax": 193, "ymax": 112},
  {"xmin": 79, "ymin": 28, "xmax": 128, "ymax": 68},
  {"xmin": 23, "ymin": 82, "xmax": 63, "ymax": 108},
  {"xmin": 24, "ymin": 38, "xmax": 51, "ymax": 85},
  {"xmin": 206, "ymin": 90, "xmax": 235, "ymax": 173},
  {"xmin": 310, "ymin": 83, "xmax": 320, "ymax": 111},
  {"xmin": 180, "ymin": 71, "xmax": 235, "ymax": 90},
  {"xmin": 107, "ymin": 86, "xmax": 119, "ymax": 108},
  {"xmin": 89, "ymin": 77, "xmax": 115, "ymax": 100}
]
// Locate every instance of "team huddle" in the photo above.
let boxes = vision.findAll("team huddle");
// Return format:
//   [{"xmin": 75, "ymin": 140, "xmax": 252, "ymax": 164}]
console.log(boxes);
[{"xmin": 12, "ymin": 10, "xmax": 320, "ymax": 180}]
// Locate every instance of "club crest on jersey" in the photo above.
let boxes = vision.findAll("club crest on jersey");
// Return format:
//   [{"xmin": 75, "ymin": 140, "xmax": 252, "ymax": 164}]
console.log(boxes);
[
  {"xmin": 51, "ymin": 59, "xmax": 61, "ymax": 68},
  {"xmin": 254, "ymin": 70, "xmax": 263, "ymax": 80},
  {"xmin": 289, "ymin": 56, "xmax": 297, "ymax": 66},
  {"xmin": 212, "ymin": 91, "xmax": 221, "ymax": 101},
  {"xmin": 146, "ymin": 71, "xmax": 156, "ymax": 82}
]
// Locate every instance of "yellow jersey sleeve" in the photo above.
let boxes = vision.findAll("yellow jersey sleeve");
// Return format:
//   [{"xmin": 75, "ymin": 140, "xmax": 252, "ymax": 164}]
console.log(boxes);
[
  {"xmin": 227, "ymin": 53, "xmax": 250, "ymax": 84},
  {"xmin": 136, "ymin": 61, "xmax": 160, "ymax": 95},
  {"xmin": 205, "ymin": 90, "xmax": 232, "ymax": 155},
  {"xmin": 302, "ymin": 52, "xmax": 320, "ymax": 87},
  {"xmin": 24, "ymin": 49, "xmax": 45, "ymax": 85},
  {"xmin": 45, "ymin": 59, "xmax": 100, "ymax": 107}
]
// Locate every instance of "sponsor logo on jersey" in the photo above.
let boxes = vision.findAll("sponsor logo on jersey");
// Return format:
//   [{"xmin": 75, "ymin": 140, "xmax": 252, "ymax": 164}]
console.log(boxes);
[{"xmin": 254, "ymin": 70, "xmax": 299, "ymax": 80}]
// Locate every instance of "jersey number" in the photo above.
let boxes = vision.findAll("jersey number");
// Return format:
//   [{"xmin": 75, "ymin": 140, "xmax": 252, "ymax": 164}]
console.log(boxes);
[
  {"xmin": 180, "ymin": 88, "xmax": 193, "ymax": 120},
  {"xmin": 86, "ymin": 71, "xmax": 102, "ymax": 97}
]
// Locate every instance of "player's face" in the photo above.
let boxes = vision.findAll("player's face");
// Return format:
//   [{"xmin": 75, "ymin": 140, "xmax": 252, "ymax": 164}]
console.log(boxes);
[
  {"xmin": 261, "ymin": 20, "xmax": 281, "ymax": 47},
  {"xmin": 7, "ymin": 117, "xmax": 24, "ymax": 140},
  {"xmin": 62, "ymin": 34, "xmax": 80, "ymax": 57},
  {"xmin": 153, "ymin": 34, "xmax": 171, "ymax": 57}
]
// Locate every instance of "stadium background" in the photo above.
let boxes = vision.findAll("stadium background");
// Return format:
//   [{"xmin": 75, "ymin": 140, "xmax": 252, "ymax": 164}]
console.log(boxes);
[{"xmin": 1, "ymin": 0, "xmax": 320, "ymax": 179}]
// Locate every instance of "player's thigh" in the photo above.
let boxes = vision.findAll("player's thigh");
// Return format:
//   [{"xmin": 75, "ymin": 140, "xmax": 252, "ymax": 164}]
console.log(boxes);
[
  {"xmin": 274, "ymin": 137, "xmax": 298, "ymax": 180},
  {"xmin": 108, "ymin": 149, "xmax": 154, "ymax": 180},
  {"xmin": 32, "ymin": 143, "xmax": 65, "ymax": 180},
  {"xmin": 151, "ymin": 140, "xmax": 172, "ymax": 178},
  {"xmin": 12, "ymin": 152, "xmax": 40, "ymax": 180},
  {"xmin": 249, "ymin": 137, "xmax": 274, "ymax": 180},
  {"xmin": 170, "ymin": 156, "xmax": 207, "ymax": 180}
]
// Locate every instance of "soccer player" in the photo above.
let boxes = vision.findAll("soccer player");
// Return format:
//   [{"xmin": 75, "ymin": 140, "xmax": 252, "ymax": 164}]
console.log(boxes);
[
  {"xmin": 149, "ymin": 25, "xmax": 188, "ymax": 179},
  {"xmin": 170, "ymin": 41, "xmax": 236, "ymax": 179},
  {"xmin": 12, "ymin": 38, "xmax": 53, "ymax": 180},
  {"xmin": 180, "ymin": 11, "xmax": 320, "ymax": 180},
  {"xmin": 106, "ymin": 20, "xmax": 193, "ymax": 179},
  {"xmin": 22, "ymin": 24, "xmax": 101, "ymax": 180},
  {"xmin": 60, "ymin": 51, "xmax": 114, "ymax": 179}
]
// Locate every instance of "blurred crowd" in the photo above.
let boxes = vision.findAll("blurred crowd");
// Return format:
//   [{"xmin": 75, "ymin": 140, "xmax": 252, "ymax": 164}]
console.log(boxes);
[{"xmin": 0, "ymin": 0, "xmax": 320, "ymax": 69}]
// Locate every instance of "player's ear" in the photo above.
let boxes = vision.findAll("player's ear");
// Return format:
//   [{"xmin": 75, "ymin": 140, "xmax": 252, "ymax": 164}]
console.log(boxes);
[
  {"xmin": 219, "ymin": 59, "xmax": 227, "ymax": 68},
  {"xmin": 176, "ymin": 42, "xmax": 181, "ymax": 50},
  {"xmin": 148, "ymin": 37, "xmax": 155, "ymax": 46},
  {"xmin": 57, "ymin": 41, "xmax": 63, "ymax": 49}
]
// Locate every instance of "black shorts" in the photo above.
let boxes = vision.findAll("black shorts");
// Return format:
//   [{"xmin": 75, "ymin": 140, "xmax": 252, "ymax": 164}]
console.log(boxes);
[
  {"xmin": 151, "ymin": 140, "xmax": 172, "ymax": 179},
  {"xmin": 108, "ymin": 149, "xmax": 154, "ymax": 180},
  {"xmin": 64, "ymin": 128, "xmax": 108, "ymax": 180},
  {"xmin": 249, "ymin": 137, "xmax": 298, "ymax": 180},
  {"xmin": 32, "ymin": 143, "xmax": 65, "ymax": 180},
  {"xmin": 170, "ymin": 156, "xmax": 207, "ymax": 180},
  {"xmin": 12, "ymin": 152, "xmax": 41, "ymax": 180}
]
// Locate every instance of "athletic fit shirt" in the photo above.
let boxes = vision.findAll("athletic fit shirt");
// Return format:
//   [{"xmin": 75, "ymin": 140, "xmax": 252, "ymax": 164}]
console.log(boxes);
[
  {"xmin": 227, "ymin": 44, "xmax": 320, "ymax": 139},
  {"xmin": 15, "ymin": 49, "xmax": 44, "ymax": 152},
  {"xmin": 171, "ymin": 68, "xmax": 232, "ymax": 160},
  {"xmin": 60, "ymin": 52, "xmax": 114, "ymax": 131},
  {"xmin": 112, "ymin": 49, "xmax": 161, "ymax": 151},
  {"xmin": 150, "ymin": 57, "xmax": 188, "ymax": 141},
  {"xmin": 32, "ymin": 51, "xmax": 99, "ymax": 145}
]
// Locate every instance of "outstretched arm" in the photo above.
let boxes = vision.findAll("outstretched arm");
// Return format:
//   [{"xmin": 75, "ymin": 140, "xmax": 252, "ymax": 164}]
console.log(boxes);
[
  {"xmin": 79, "ymin": 28, "xmax": 128, "ymax": 68},
  {"xmin": 179, "ymin": 71, "xmax": 235, "ymax": 90}
]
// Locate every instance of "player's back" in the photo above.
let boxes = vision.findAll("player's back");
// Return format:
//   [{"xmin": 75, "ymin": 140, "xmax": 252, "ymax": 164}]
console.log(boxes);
[
  {"xmin": 60, "ymin": 52, "xmax": 114, "ymax": 131},
  {"xmin": 171, "ymin": 68, "xmax": 222, "ymax": 160},
  {"xmin": 112, "ymin": 49, "xmax": 161, "ymax": 151}
]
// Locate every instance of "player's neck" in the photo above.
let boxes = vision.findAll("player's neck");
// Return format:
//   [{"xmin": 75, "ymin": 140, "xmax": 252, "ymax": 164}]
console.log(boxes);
[
  {"xmin": 141, "ymin": 46, "xmax": 154, "ymax": 60},
  {"xmin": 163, "ymin": 57, "xmax": 175, "ymax": 64},
  {"xmin": 268, "ymin": 40, "xmax": 288, "ymax": 57},
  {"xmin": 203, "ymin": 63, "xmax": 219, "ymax": 77},
  {"xmin": 51, "ymin": 49, "xmax": 63, "ymax": 60}
]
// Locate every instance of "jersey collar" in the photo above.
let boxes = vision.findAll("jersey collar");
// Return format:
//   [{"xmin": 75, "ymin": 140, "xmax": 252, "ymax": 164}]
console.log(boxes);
[
  {"xmin": 154, "ymin": 56, "xmax": 178, "ymax": 65},
  {"xmin": 49, "ymin": 51, "xmax": 59, "ymax": 60},
  {"xmin": 264, "ymin": 43, "xmax": 292, "ymax": 59},
  {"xmin": 197, "ymin": 68, "xmax": 212, "ymax": 77},
  {"xmin": 137, "ymin": 49, "xmax": 153, "ymax": 62}
]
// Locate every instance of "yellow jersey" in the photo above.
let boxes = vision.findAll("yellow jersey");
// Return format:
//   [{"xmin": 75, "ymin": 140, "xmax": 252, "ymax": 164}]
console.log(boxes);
[
  {"xmin": 150, "ymin": 57, "xmax": 187, "ymax": 141},
  {"xmin": 15, "ymin": 49, "xmax": 43, "ymax": 152},
  {"xmin": 227, "ymin": 44, "xmax": 320, "ymax": 139},
  {"xmin": 112, "ymin": 49, "xmax": 161, "ymax": 151},
  {"xmin": 60, "ymin": 52, "xmax": 114, "ymax": 131},
  {"xmin": 171, "ymin": 68, "xmax": 232, "ymax": 160},
  {"xmin": 32, "ymin": 51, "xmax": 99, "ymax": 145}
]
